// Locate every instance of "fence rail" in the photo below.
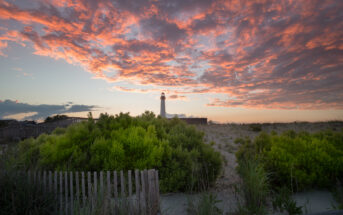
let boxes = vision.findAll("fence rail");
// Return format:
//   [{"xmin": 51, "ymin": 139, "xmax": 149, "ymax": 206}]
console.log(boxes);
[{"xmin": 25, "ymin": 169, "xmax": 160, "ymax": 215}]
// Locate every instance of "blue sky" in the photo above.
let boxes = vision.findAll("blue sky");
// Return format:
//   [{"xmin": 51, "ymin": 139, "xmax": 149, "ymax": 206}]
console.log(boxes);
[{"xmin": 0, "ymin": 0, "xmax": 342, "ymax": 122}]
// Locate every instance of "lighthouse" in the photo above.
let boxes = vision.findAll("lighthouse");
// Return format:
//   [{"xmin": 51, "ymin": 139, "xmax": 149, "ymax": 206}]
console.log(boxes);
[{"xmin": 160, "ymin": 92, "xmax": 166, "ymax": 118}]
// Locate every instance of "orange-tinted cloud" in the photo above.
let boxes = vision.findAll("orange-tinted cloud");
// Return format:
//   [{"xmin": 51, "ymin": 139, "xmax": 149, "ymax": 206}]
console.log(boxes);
[
  {"xmin": 0, "ymin": 0, "xmax": 342, "ymax": 109},
  {"xmin": 168, "ymin": 94, "xmax": 187, "ymax": 101}
]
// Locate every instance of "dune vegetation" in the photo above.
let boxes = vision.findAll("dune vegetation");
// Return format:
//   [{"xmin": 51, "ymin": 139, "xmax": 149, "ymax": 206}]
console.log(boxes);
[{"xmin": 12, "ymin": 111, "xmax": 222, "ymax": 193}]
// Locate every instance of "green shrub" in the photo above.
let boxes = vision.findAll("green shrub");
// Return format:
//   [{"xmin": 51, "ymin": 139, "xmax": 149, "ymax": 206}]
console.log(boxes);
[
  {"xmin": 235, "ymin": 160, "xmax": 269, "ymax": 215},
  {"xmin": 44, "ymin": 114, "xmax": 68, "ymax": 123},
  {"xmin": 236, "ymin": 130, "xmax": 343, "ymax": 190},
  {"xmin": 272, "ymin": 186, "xmax": 302, "ymax": 215},
  {"xmin": 249, "ymin": 124, "xmax": 262, "ymax": 132},
  {"xmin": 15, "ymin": 111, "xmax": 222, "ymax": 192},
  {"xmin": 235, "ymin": 138, "xmax": 256, "ymax": 165},
  {"xmin": 187, "ymin": 193, "xmax": 222, "ymax": 215}
]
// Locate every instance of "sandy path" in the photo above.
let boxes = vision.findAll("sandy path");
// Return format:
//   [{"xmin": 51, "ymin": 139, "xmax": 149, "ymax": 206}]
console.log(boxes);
[{"xmin": 160, "ymin": 122, "xmax": 343, "ymax": 215}]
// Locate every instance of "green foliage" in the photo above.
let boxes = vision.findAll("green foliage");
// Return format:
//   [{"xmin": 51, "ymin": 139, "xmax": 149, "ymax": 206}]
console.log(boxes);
[
  {"xmin": 236, "ymin": 130, "xmax": 343, "ymax": 190},
  {"xmin": 235, "ymin": 138, "xmax": 255, "ymax": 165},
  {"xmin": 332, "ymin": 179, "xmax": 343, "ymax": 209},
  {"xmin": 187, "ymin": 193, "xmax": 222, "ymax": 215},
  {"xmin": 272, "ymin": 187, "xmax": 303, "ymax": 215},
  {"xmin": 235, "ymin": 160, "xmax": 270, "ymax": 215},
  {"xmin": 249, "ymin": 124, "xmax": 262, "ymax": 132},
  {"xmin": 15, "ymin": 111, "xmax": 222, "ymax": 192},
  {"xmin": 44, "ymin": 114, "xmax": 68, "ymax": 123},
  {"xmin": 234, "ymin": 137, "xmax": 248, "ymax": 145}
]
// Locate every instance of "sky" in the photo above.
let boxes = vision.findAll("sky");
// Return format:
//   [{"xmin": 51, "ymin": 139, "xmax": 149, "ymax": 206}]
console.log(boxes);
[{"xmin": 0, "ymin": 0, "xmax": 342, "ymax": 123}]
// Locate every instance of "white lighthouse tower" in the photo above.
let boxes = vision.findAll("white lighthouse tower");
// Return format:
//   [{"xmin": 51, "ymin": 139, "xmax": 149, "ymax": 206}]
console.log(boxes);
[{"xmin": 160, "ymin": 92, "xmax": 166, "ymax": 118}]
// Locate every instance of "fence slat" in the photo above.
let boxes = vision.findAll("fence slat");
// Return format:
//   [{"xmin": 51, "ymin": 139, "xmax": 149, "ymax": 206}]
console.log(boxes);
[
  {"xmin": 82, "ymin": 172, "xmax": 86, "ymax": 208},
  {"xmin": 33, "ymin": 171, "xmax": 36, "ymax": 184},
  {"xmin": 87, "ymin": 172, "xmax": 91, "ymax": 209},
  {"xmin": 140, "ymin": 170, "xmax": 146, "ymax": 214},
  {"xmin": 106, "ymin": 171, "xmax": 111, "ymax": 200},
  {"xmin": 38, "ymin": 171, "xmax": 41, "ymax": 187},
  {"xmin": 100, "ymin": 171, "xmax": 104, "ymax": 193},
  {"xmin": 70, "ymin": 171, "xmax": 73, "ymax": 215},
  {"xmin": 135, "ymin": 170, "xmax": 140, "ymax": 214},
  {"xmin": 113, "ymin": 171, "xmax": 118, "ymax": 209},
  {"xmin": 147, "ymin": 170, "xmax": 153, "ymax": 214},
  {"xmin": 59, "ymin": 172, "xmax": 63, "ymax": 215},
  {"xmin": 54, "ymin": 171, "xmax": 57, "ymax": 212},
  {"xmin": 49, "ymin": 171, "xmax": 52, "ymax": 192},
  {"xmin": 54, "ymin": 171, "xmax": 58, "ymax": 194},
  {"xmin": 106, "ymin": 171, "xmax": 111, "ymax": 213},
  {"xmin": 65, "ymin": 171, "xmax": 68, "ymax": 215},
  {"xmin": 93, "ymin": 171, "xmax": 97, "ymax": 196},
  {"xmin": 93, "ymin": 171, "xmax": 97, "ymax": 210},
  {"xmin": 43, "ymin": 171, "xmax": 47, "ymax": 192},
  {"xmin": 28, "ymin": 170, "xmax": 31, "ymax": 184},
  {"xmin": 155, "ymin": 170, "xmax": 160, "ymax": 211},
  {"xmin": 120, "ymin": 170, "xmax": 125, "ymax": 197},
  {"xmin": 75, "ymin": 171, "xmax": 79, "ymax": 203},
  {"xmin": 128, "ymin": 170, "xmax": 132, "ymax": 197},
  {"xmin": 144, "ymin": 169, "xmax": 149, "ymax": 214}
]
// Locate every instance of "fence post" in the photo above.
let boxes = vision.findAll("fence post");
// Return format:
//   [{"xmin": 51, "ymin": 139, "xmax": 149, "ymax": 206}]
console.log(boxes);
[
  {"xmin": 65, "ymin": 171, "xmax": 69, "ymax": 215},
  {"xmin": 128, "ymin": 170, "xmax": 132, "ymax": 197},
  {"xmin": 148, "ymin": 170, "xmax": 154, "ymax": 213},
  {"xmin": 135, "ymin": 170, "xmax": 140, "ymax": 214},
  {"xmin": 106, "ymin": 171, "xmax": 111, "ymax": 211},
  {"xmin": 70, "ymin": 171, "xmax": 73, "ymax": 215},
  {"xmin": 128, "ymin": 170, "xmax": 132, "ymax": 214},
  {"xmin": 155, "ymin": 170, "xmax": 160, "ymax": 212},
  {"xmin": 59, "ymin": 172, "xmax": 63, "ymax": 215},
  {"xmin": 54, "ymin": 171, "xmax": 57, "ymax": 212},
  {"xmin": 33, "ymin": 171, "xmax": 36, "ymax": 185},
  {"xmin": 144, "ymin": 169, "xmax": 149, "ymax": 214},
  {"xmin": 43, "ymin": 171, "xmax": 47, "ymax": 192},
  {"xmin": 87, "ymin": 172, "xmax": 91, "ymax": 210},
  {"xmin": 93, "ymin": 171, "xmax": 97, "ymax": 209},
  {"xmin": 28, "ymin": 170, "xmax": 31, "ymax": 184},
  {"xmin": 120, "ymin": 170, "xmax": 125, "ymax": 197},
  {"xmin": 38, "ymin": 171, "xmax": 41, "ymax": 187},
  {"xmin": 82, "ymin": 172, "xmax": 86, "ymax": 209},
  {"xmin": 49, "ymin": 171, "xmax": 52, "ymax": 192},
  {"xmin": 100, "ymin": 171, "xmax": 104, "ymax": 194},
  {"xmin": 113, "ymin": 171, "xmax": 118, "ymax": 209},
  {"xmin": 76, "ymin": 171, "xmax": 80, "ymax": 204},
  {"xmin": 140, "ymin": 170, "xmax": 146, "ymax": 214}
]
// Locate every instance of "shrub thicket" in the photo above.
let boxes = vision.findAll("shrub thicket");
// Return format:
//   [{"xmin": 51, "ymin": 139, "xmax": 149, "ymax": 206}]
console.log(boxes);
[
  {"xmin": 236, "ymin": 129, "xmax": 343, "ymax": 190},
  {"xmin": 15, "ymin": 111, "xmax": 222, "ymax": 192}
]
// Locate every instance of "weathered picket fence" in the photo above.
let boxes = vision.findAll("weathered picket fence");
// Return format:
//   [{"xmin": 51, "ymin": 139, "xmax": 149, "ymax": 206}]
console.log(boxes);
[{"xmin": 27, "ymin": 169, "xmax": 160, "ymax": 215}]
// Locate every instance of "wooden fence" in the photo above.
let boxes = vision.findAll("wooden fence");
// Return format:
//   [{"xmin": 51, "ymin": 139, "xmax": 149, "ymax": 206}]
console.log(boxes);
[{"xmin": 27, "ymin": 169, "xmax": 160, "ymax": 215}]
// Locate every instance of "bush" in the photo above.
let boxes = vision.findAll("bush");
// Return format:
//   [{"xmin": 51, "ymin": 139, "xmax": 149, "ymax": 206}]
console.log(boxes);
[
  {"xmin": 44, "ymin": 114, "xmax": 68, "ymax": 123},
  {"xmin": 236, "ymin": 130, "xmax": 343, "ymax": 190},
  {"xmin": 14, "ymin": 111, "xmax": 222, "ymax": 192},
  {"xmin": 187, "ymin": 193, "xmax": 222, "ymax": 215},
  {"xmin": 249, "ymin": 124, "xmax": 262, "ymax": 132},
  {"xmin": 234, "ymin": 160, "xmax": 270, "ymax": 215},
  {"xmin": 272, "ymin": 186, "xmax": 303, "ymax": 215}
]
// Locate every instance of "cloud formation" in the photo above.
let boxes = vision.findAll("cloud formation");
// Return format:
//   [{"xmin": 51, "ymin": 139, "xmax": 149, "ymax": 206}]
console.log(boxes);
[
  {"xmin": 0, "ymin": 0, "xmax": 342, "ymax": 109},
  {"xmin": 0, "ymin": 100, "xmax": 97, "ymax": 120}
]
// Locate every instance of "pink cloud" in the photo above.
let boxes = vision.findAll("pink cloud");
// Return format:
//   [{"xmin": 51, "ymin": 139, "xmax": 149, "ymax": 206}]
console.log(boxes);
[{"xmin": 0, "ymin": 0, "xmax": 342, "ymax": 110}]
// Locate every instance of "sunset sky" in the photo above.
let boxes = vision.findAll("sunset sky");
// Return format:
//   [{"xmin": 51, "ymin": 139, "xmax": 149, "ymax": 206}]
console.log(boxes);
[{"xmin": 0, "ymin": 0, "xmax": 342, "ymax": 123}]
